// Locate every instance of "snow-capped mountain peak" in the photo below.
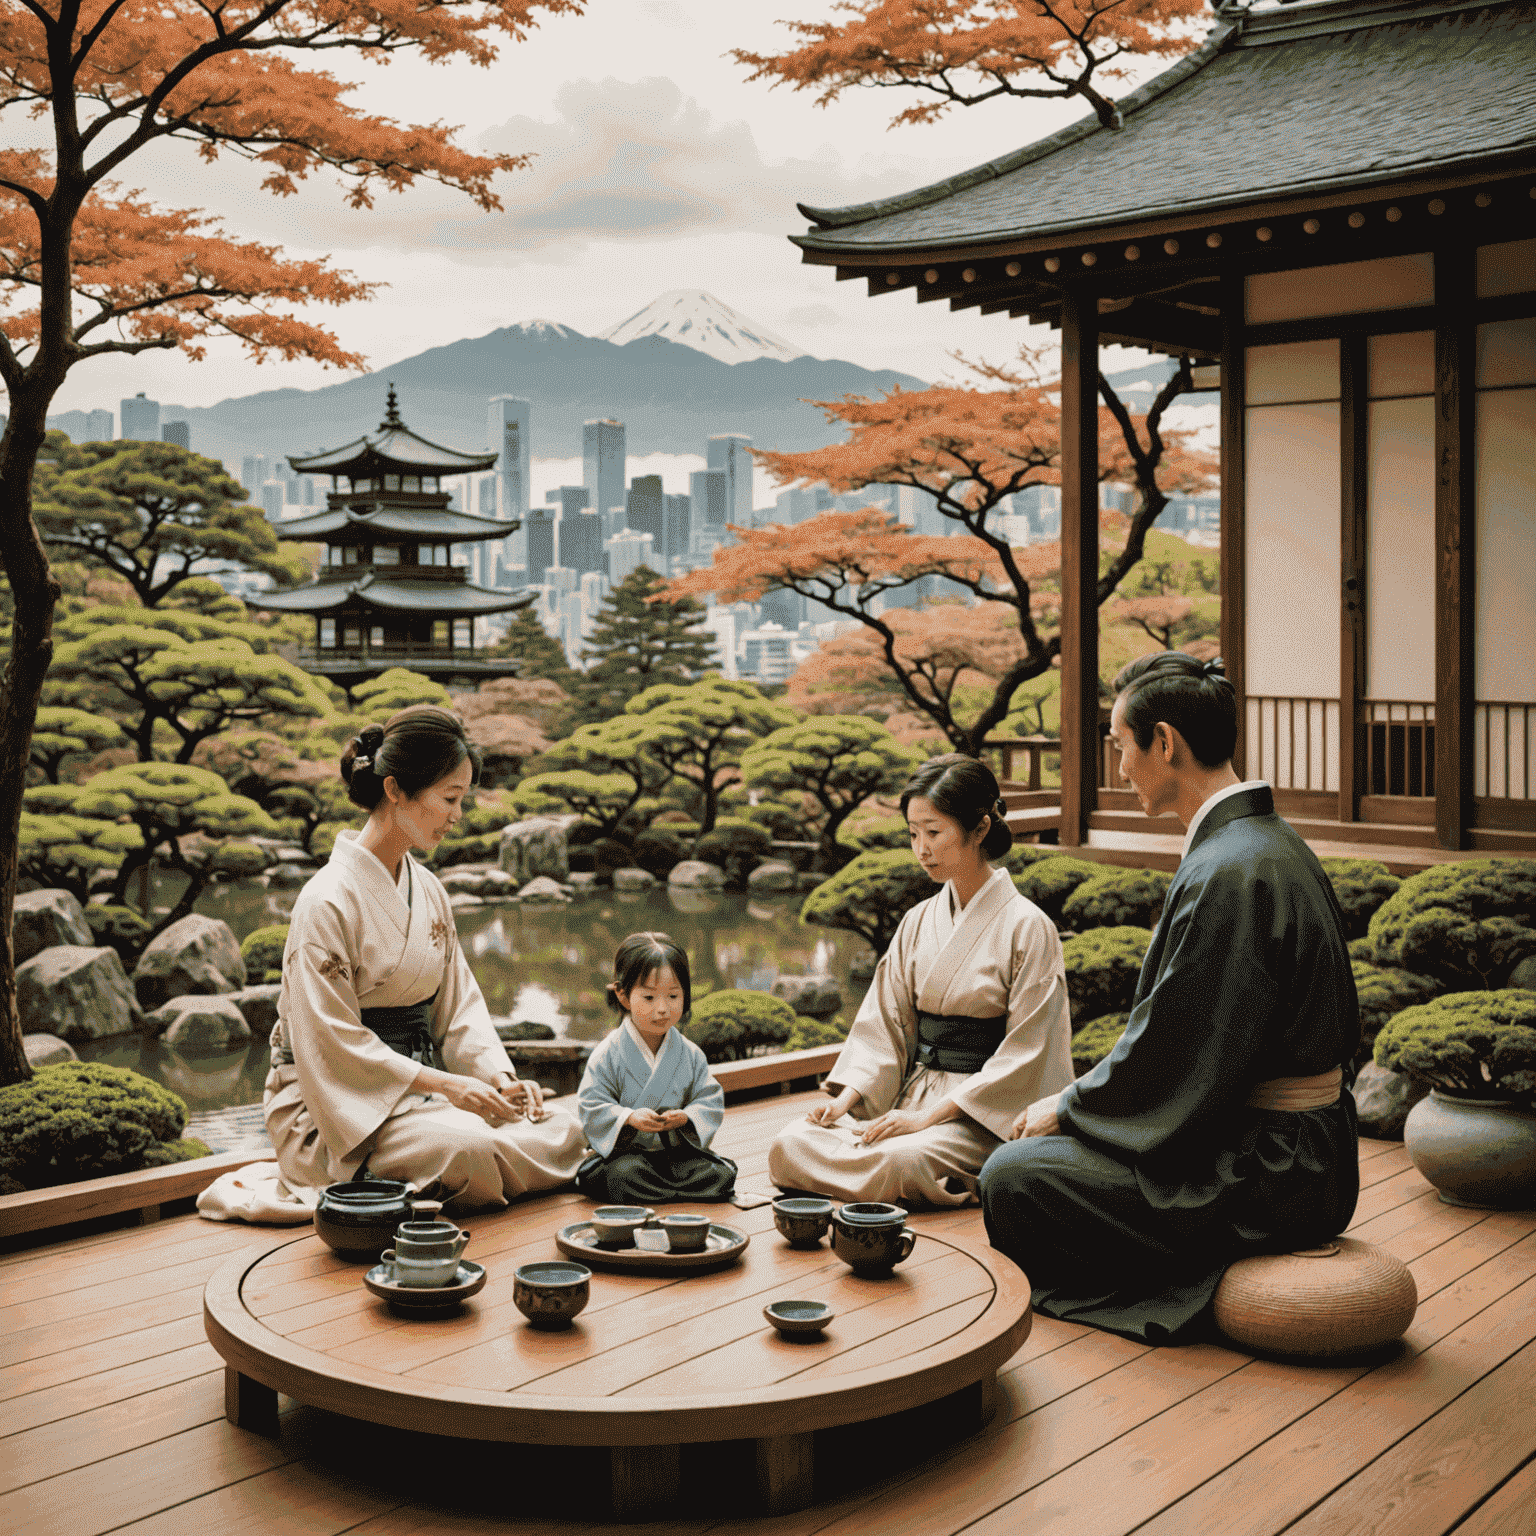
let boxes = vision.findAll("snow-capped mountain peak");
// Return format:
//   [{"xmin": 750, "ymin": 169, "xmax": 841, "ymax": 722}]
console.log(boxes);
[
  {"xmin": 598, "ymin": 290, "xmax": 807, "ymax": 365},
  {"xmin": 506, "ymin": 319, "xmax": 586, "ymax": 340}
]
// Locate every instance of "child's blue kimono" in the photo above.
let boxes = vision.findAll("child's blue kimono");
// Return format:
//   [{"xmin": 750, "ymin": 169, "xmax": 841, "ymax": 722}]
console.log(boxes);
[{"xmin": 575, "ymin": 1020, "xmax": 736, "ymax": 1204}]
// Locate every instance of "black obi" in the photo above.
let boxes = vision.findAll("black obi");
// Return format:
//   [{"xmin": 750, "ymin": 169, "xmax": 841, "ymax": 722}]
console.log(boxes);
[
  {"xmin": 915, "ymin": 1011, "xmax": 1007, "ymax": 1075},
  {"xmin": 361, "ymin": 993, "xmax": 438, "ymax": 1063}
]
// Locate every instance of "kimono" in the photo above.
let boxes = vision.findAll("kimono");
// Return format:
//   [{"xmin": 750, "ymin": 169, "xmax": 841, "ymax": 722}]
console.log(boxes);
[
  {"xmin": 769, "ymin": 865, "xmax": 1075, "ymax": 1207},
  {"xmin": 980, "ymin": 785, "xmax": 1361, "ymax": 1343},
  {"xmin": 262, "ymin": 830, "xmax": 586, "ymax": 1208},
  {"xmin": 575, "ymin": 1020, "xmax": 736, "ymax": 1204}
]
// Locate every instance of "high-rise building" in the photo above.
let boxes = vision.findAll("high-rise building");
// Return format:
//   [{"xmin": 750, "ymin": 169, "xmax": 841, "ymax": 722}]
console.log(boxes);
[
  {"xmin": 241, "ymin": 455, "xmax": 268, "ymax": 493},
  {"xmin": 664, "ymin": 493, "xmax": 691, "ymax": 562},
  {"xmin": 583, "ymin": 419, "xmax": 626, "ymax": 527},
  {"xmin": 525, "ymin": 504, "xmax": 556, "ymax": 585},
  {"xmin": 774, "ymin": 486, "xmax": 829, "ymax": 524},
  {"xmin": 740, "ymin": 622, "xmax": 796, "ymax": 684},
  {"xmin": 700, "ymin": 606, "xmax": 736, "ymax": 680},
  {"xmin": 890, "ymin": 484, "xmax": 946, "ymax": 535},
  {"xmin": 560, "ymin": 509, "xmax": 603, "ymax": 574},
  {"xmin": 606, "ymin": 528, "xmax": 656, "ymax": 588},
  {"xmin": 120, "ymin": 392, "xmax": 159, "ymax": 441},
  {"xmin": 707, "ymin": 434, "xmax": 754, "ymax": 526},
  {"xmin": 486, "ymin": 396, "xmax": 531, "ymax": 575},
  {"xmin": 579, "ymin": 570, "xmax": 609, "ymax": 621},
  {"xmin": 161, "ymin": 421, "xmax": 190, "ymax": 449},
  {"xmin": 759, "ymin": 587, "xmax": 805, "ymax": 631},
  {"xmin": 260, "ymin": 480, "xmax": 285, "ymax": 521},
  {"xmin": 689, "ymin": 469, "xmax": 727, "ymax": 533},
  {"xmin": 86, "ymin": 408, "xmax": 114, "ymax": 441},
  {"xmin": 546, "ymin": 485, "xmax": 590, "ymax": 518},
  {"xmin": 626, "ymin": 474, "xmax": 664, "ymax": 554},
  {"xmin": 46, "ymin": 410, "xmax": 89, "ymax": 442}
]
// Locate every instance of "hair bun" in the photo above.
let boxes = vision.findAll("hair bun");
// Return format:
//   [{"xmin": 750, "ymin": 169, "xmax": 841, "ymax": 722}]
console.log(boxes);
[{"xmin": 358, "ymin": 724, "xmax": 385, "ymax": 753}]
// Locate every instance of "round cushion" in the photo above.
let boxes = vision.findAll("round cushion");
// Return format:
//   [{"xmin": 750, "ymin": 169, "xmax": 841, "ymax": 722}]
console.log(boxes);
[{"xmin": 1213, "ymin": 1238, "xmax": 1417, "ymax": 1358}]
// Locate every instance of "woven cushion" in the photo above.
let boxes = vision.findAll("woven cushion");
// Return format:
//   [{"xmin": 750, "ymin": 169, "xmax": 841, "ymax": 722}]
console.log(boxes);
[{"xmin": 1213, "ymin": 1238, "xmax": 1417, "ymax": 1358}]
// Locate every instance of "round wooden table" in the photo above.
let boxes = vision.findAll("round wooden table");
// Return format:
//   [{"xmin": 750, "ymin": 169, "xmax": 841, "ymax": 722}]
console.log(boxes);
[{"xmin": 204, "ymin": 1198, "xmax": 1032, "ymax": 1519}]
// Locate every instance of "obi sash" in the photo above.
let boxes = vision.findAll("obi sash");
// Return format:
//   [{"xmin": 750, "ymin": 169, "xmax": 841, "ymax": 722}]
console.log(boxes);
[
  {"xmin": 915, "ymin": 1011, "xmax": 1008, "ymax": 1075},
  {"xmin": 361, "ymin": 992, "xmax": 439, "ymax": 1063}
]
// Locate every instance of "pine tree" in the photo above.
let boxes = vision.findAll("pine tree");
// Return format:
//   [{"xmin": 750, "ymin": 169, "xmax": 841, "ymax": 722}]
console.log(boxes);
[
  {"xmin": 566, "ymin": 568, "xmax": 718, "ymax": 728},
  {"xmin": 489, "ymin": 606, "xmax": 580, "ymax": 692}
]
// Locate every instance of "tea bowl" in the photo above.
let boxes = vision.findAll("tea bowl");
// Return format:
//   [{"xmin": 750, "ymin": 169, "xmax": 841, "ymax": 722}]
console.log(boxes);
[
  {"xmin": 831, "ymin": 1204, "xmax": 916, "ymax": 1277},
  {"xmin": 764, "ymin": 1299, "xmax": 835, "ymax": 1338},
  {"xmin": 772, "ymin": 1197, "xmax": 834, "ymax": 1249},
  {"xmin": 513, "ymin": 1261, "xmax": 592, "ymax": 1329},
  {"xmin": 659, "ymin": 1213, "xmax": 712, "ymax": 1253},
  {"xmin": 590, "ymin": 1206, "xmax": 655, "ymax": 1247}
]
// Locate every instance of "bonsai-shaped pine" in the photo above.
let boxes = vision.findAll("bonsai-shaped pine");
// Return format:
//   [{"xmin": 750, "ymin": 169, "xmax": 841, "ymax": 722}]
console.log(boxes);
[
  {"xmin": 564, "ymin": 567, "xmax": 720, "ymax": 729},
  {"xmin": 1374, "ymin": 992, "xmax": 1536, "ymax": 1103},
  {"xmin": 800, "ymin": 848, "xmax": 941, "ymax": 957},
  {"xmin": 0, "ymin": 1062, "xmax": 210, "ymax": 1193},
  {"xmin": 1012, "ymin": 855, "xmax": 1103, "ymax": 926},
  {"xmin": 27, "ymin": 707, "xmax": 126, "ymax": 784},
  {"xmin": 683, "ymin": 989, "xmax": 797, "ymax": 1064},
  {"xmin": 31, "ymin": 438, "xmax": 308, "ymax": 606},
  {"xmin": 1061, "ymin": 927, "xmax": 1153, "ymax": 1027},
  {"xmin": 1366, "ymin": 859, "xmax": 1536, "ymax": 990},
  {"xmin": 740, "ymin": 715, "xmax": 924, "ymax": 873},
  {"xmin": 349, "ymin": 667, "xmax": 454, "ymax": 718},
  {"xmin": 18, "ymin": 788, "xmax": 143, "ymax": 902},
  {"xmin": 529, "ymin": 713, "xmax": 679, "ymax": 834},
  {"xmin": 1352, "ymin": 960, "xmax": 1443, "ymax": 1064},
  {"xmin": 509, "ymin": 770, "xmax": 645, "ymax": 841},
  {"xmin": 1071, "ymin": 1012, "xmax": 1130, "ymax": 1076},
  {"xmin": 1060, "ymin": 867, "xmax": 1172, "ymax": 933},
  {"xmin": 240, "ymin": 925, "xmax": 291, "ymax": 986},
  {"xmin": 1319, "ymin": 857, "xmax": 1402, "ymax": 943},
  {"xmin": 836, "ymin": 812, "xmax": 911, "ymax": 859}
]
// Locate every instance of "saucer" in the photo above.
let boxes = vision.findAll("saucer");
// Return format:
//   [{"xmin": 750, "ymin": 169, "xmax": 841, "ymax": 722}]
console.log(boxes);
[
  {"xmin": 363, "ymin": 1259, "xmax": 487, "ymax": 1314},
  {"xmin": 556, "ymin": 1221, "xmax": 749, "ymax": 1271}
]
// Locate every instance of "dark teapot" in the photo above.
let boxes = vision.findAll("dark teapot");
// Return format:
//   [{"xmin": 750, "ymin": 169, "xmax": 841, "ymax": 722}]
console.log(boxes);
[{"xmin": 314, "ymin": 1179, "xmax": 418, "ymax": 1261}]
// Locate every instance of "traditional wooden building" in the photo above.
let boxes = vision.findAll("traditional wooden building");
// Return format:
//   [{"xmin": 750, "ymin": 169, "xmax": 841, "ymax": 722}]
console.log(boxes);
[
  {"xmin": 250, "ymin": 389, "xmax": 530, "ymax": 685},
  {"xmin": 791, "ymin": 0, "xmax": 1535, "ymax": 862}
]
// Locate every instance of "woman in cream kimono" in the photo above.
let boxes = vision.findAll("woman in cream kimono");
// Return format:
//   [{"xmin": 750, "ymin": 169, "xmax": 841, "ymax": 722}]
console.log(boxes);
[
  {"xmin": 263, "ymin": 707, "xmax": 586, "ymax": 1209},
  {"xmin": 770, "ymin": 755, "xmax": 1074, "ymax": 1207}
]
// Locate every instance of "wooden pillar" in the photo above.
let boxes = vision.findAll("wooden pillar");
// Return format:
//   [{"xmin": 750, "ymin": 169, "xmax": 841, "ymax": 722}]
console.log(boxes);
[
  {"xmin": 1219, "ymin": 273, "xmax": 1248, "ymax": 777},
  {"xmin": 1059, "ymin": 288, "xmax": 1100, "ymax": 846},
  {"xmin": 1434, "ymin": 249, "xmax": 1476, "ymax": 850},
  {"xmin": 610, "ymin": 1443, "xmax": 681, "ymax": 1520},
  {"xmin": 1340, "ymin": 332, "xmax": 1369, "ymax": 824},
  {"xmin": 755, "ymin": 1431, "xmax": 815, "ymax": 1515},
  {"xmin": 224, "ymin": 1367, "xmax": 280, "ymax": 1438}
]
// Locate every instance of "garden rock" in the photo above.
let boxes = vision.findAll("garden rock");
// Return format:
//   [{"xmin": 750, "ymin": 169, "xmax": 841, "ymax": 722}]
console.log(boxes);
[
  {"xmin": 668, "ymin": 859, "xmax": 726, "ymax": 891},
  {"xmin": 265, "ymin": 862, "xmax": 312, "ymax": 890},
  {"xmin": 12, "ymin": 889, "xmax": 93, "ymax": 964},
  {"xmin": 227, "ymin": 984, "xmax": 281, "ymax": 1038},
  {"xmin": 613, "ymin": 867, "xmax": 657, "ymax": 892},
  {"xmin": 1510, "ymin": 957, "xmax": 1536, "ymax": 991},
  {"xmin": 450, "ymin": 893, "xmax": 485, "ymax": 910},
  {"xmin": 517, "ymin": 875, "xmax": 571, "ymax": 905},
  {"xmin": 23, "ymin": 1034, "xmax": 78, "ymax": 1069},
  {"xmin": 1353, "ymin": 1062, "xmax": 1431, "ymax": 1141},
  {"xmin": 440, "ymin": 865, "xmax": 519, "ymax": 899},
  {"xmin": 747, "ymin": 861, "xmax": 798, "ymax": 893},
  {"xmin": 133, "ymin": 914, "xmax": 246, "ymax": 1010},
  {"xmin": 499, "ymin": 816, "xmax": 579, "ymax": 884},
  {"xmin": 17, "ymin": 945, "xmax": 139, "ymax": 1042},
  {"xmin": 147, "ymin": 994, "xmax": 252, "ymax": 1053},
  {"xmin": 772, "ymin": 974, "xmax": 844, "ymax": 1019},
  {"xmin": 568, "ymin": 871, "xmax": 600, "ymax": 894}
]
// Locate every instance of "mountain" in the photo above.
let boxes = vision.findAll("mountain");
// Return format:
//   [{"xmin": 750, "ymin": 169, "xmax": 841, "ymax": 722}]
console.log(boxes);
[
  {"xmin": 165, "ymin": 322, "xmax": 925, "ymax": 470},
  {"xmin": 598, "ymin": 290, "xmax": 807, "ymax": 365}
]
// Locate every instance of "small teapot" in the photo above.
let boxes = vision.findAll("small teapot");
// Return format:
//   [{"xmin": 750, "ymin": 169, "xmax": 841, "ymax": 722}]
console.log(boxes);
[{"xmin": 395, "ymin": 1202, "xmax": 471, "ymax": 1264}]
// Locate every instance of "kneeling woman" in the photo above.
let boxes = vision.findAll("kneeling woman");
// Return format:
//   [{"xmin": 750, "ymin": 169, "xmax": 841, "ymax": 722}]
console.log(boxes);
[
  {"xmin": 264, "ymin": 707, "xmax": 586, "ymax": 1208},
  {"xmin": 769, "ymin": 755, "xmax": 1074, "ymax": 1207}
]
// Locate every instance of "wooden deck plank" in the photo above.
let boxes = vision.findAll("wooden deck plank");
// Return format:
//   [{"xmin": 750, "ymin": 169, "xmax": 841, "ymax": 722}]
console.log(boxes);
[
  {"xmin": 1450, "ymin": 1456, "xmax": 1536, "ymax": 1536},
  {"xmin": 0, "ymin": 1283, "xmax": 212, "ymax": 1372},
  {"xmin": 0, "ymin": 1312, "xmax": 211, "ymax": 1404}
]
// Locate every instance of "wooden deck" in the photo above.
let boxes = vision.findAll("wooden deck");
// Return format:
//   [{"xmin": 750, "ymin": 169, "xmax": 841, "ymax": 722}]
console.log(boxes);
[{"xmin": 4, "ymin": 1091, "xmax": 1535, "ymax": 1535}]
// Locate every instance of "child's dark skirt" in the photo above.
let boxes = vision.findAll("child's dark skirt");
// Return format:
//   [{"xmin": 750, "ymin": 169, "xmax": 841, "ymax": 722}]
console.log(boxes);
[{"xmin": 577, "ymin": 1131, "xmax": 737, "ymax": 1204}]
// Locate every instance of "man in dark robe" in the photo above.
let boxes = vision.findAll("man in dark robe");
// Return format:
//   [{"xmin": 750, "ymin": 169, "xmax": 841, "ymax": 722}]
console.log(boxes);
[{"xmin": 979, "ymin": 652, "xmax": 1359, "ymax": 1343}]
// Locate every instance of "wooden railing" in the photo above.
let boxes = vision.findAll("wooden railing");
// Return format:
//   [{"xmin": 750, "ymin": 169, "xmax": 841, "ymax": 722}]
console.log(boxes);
[
  {"xmin": 1245, "ymin": 696, "xmax": 1340, "ymax": 794},
  {"xmin": 298, "ymin": 643, "xmax": 485, "ymax": 666},
  {"xmin": 984, "ymin": 735, "xmax": 1059, "ymax": 790},
  {"xmin": 1361, "ymin": 699, "xmax": 1434, "ymax": 798},
  {"xmin": 1476, "ymin": 702, "xmax": 1534, "ymax": 801}
]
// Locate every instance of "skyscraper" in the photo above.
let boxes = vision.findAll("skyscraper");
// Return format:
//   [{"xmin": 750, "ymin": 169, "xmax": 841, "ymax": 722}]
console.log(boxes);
[
  {"xmin": 486, "ymin": 396, "xmax": 531, "ymax": 583},
  {"xmin": 559, "ymin": 510, "xmax": 603, "ymax": 574},
  {"xmin": 606, "ymin": 528, "xmax": 656, "ymax": 588},
  {"xmin": 664, "ymin": 493, "xmax": 691, "ymax": 562},
  {"xmin": 626, "ymin": 474, "xmax": 664, "ymax": 553},
  {"xmin": 87, "ymin": 408, "xmax": 114, "ymax": 441},
  {"xmin": 161, "ymin": 421, "xmax": 190, "ymax": 449},
  {"xmin": 46, "ymin": 410, "xmax": 89, "ymax": 442},
  {"xmin": 547, "ymin": 485, "xmax": 590, "ymax": 518},
  {"xmin": 583, "ymin": 419, "xmax": 626, "ymax": 527},
  {"xmin": 689, "ymin": 469, "xmax": 727, "ymax": 531},
  {"xmin": 707, "ymin": 434, "xmax": 754, "ymax": 526},
  {"xmin": 525, "ymin": 503, "xmax": 556, "ymax": 586},
  {"xmin": 120, "ymin": 393, "xmax": 159, "ymax": 441},
  {"xmin": 241, "ymin": 455, "xmax": 268, "ymax": 493}
]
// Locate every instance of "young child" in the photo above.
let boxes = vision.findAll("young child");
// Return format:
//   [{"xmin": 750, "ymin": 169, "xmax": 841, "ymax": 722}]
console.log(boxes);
[{"xmin": 575, "ymin": 931, "xmax": 736, "ymax": 1205}]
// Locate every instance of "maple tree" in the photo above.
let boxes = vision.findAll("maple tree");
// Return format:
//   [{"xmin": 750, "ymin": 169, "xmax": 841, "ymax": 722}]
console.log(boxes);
[{"xmin": 0, "ymin": 0, "xmax": 580, "ymax": 1083}]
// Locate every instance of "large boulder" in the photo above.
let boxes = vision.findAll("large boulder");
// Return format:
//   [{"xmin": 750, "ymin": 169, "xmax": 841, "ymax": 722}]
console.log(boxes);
[
  {"xmin": 747, "ymin": 861, "xmax": 798, "ymax": 893},
  {"xmin": 17, "ymin": 945, "xmax": 139, "ymax": 1042},
  {"xmin": 668, "ymin": 860, "xmax": 726, "ymax": 891},
  {"xmin": 227, "ymin": 983, "xmax": 281, "ymax": 1038},
  {"xmin": 771, "ymin": 974, "xmax": 844, "ymax": 1019},
  {"xmin": 12, "ymin": 889, "xmax": 94, "ymax": 964},
  {"xmin": 146, "ymin": 994, "xmax": 252, "ymax": 1053},
  {"xmin": 499, "ymin": 816, "xmax": 578, "ymax": 885},
  {"xmin": 613, "ymin": 867, "xmax": 657, "ymax": 892},
  {"xmin": 1353, "ymin": 1061, "xmax": 1432, "ymax": 1140},
  {"xmin": 568, "ymin": 871, "xmax": 600, "ymax": 895},
  {"xmin": 132, "ymin": 914, "xmax": 245, "ymax": 1011},
  {"xmin": 439, "ymin": 865, "xmax": 520, "ymax": 899},
  {"xmin": 1510, "ymin": 956, "xmax": 1536, "ymax": 991},
  {"xmin": 23, "ymin": 1034, "xmax": 78, "ymax": 1069},
  {"xmin": 517, "ymin": 875, "xmax": 571, "ymax": 905}
]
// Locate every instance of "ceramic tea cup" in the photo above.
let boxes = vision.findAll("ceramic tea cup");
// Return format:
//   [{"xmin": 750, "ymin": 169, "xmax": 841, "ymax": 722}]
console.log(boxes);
[
  {"xmin": 659, "ymin": 1213, "xmax": 712, "ymax": 1253},
  {"xmin": 590, "ymin": 1206, "xmax": 656, "ymax": 1247},
  {"xmin": 764, "ymin": 1299, "xmax": 835, "ymax": 1338},
  {"xmin": 380, "ymin": 1247, "xmax": 463, "ymax": 1288},
  {"xmin": 773, "ymin": 1197, "xmax": 834, "ymax": 1249},
  {"xmin": 395, "ymin": 1221, "xmax": 471, "ymax": 1264},
  {"xmin": 831, "ymin": 1203, "xmax": 916, "ymax": 1277},
  {"xmin": 514, "ymin": 1261, "xmax": 592, "ymax": 1329}
]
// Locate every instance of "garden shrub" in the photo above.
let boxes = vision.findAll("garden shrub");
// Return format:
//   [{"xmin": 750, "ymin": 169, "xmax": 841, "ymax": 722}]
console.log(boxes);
[
  {"xmin": 1061, "ymin": 867, "xmax": 1172, "ymax": 932},
  {"xmin": 429, "ymin": 793, "xmax": 514, "ymax": 869},
  {"xmin": 1318, "ymin": 857, "xmax": 1401, "ymax": 941},
  {"xmin": 1061, "ymin": 927, "xmax": 1152, "ymax": 1026},
  {"xmin": 693, "ymin": 817, "xmax": 775, "ymax": 890},
  {"xmin": 1071, "ymin": 1012, "xmax": 1129, "ymax": 1075},
  {"xmin": 1374, "ymin": 990, "xmax": 1536, "ymax": 1102},
  {"xmin": 241, "ymin": 923, "xmax": 290, "ymax": 984},
  {"xmin": 84, "ymin": 903, "xmax": 152, "ymax": 966},
  {"xmin": 1352, "ymin": 960, "xmax": 1443, "ymax": 1060},
  {"xmin": 837, "ymin": 814, "xmax": 909, "ymax": 857},
  {"xmin": 1348, "ymin": 936, "xmax": 1377, "ymax": 963},
  {"xmin": 592, "ymin": 837, "xmax": 634, "ymax": 881},
  {"xmin": 0, "ymin": 1062, "xmax": 196, "ymax": 1189},
  {"xmin": 632, "ymin": 828, "xmax": 687, "ymax": 879},
  {"xmin": 684, "ymin": 988, "xmax": 796, "ymax": 1062},
  {"xmin": 801, "ymin": 849, "xmax": 940, "ymax": 956},
  {"xmin": 141, "ymin": 1137, "xmax": 214, "ymax": 1167},
  {"xmin": 1012, "ymin": 856, "xmax": 1102, "ymax": 925},
  {"xmin": 743, "ymin": 798, "xmax": 808, "ymax": 841},
  {"xmin": 500, "ymin": 1021, "xmax": 556, "ymax": 1041},
  {"xmin": 785, "ymin": 1015, "xmax": 849, "ymax": 1052},
  {"xmin": 1366, "ymin": 858, "xmax": 1536, "ymax": 990}
]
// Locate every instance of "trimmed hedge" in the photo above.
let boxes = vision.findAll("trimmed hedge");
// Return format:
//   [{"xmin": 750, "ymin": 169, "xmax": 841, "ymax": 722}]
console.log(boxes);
[
  {"xmin": 1061, "ymin": 927, "xmax": 1152, "ymax": 1027},
  {"xmin": 1352, "ymin": 959, "xmax": 1443, "ymax": 1060},
  {"xmin": 1374, "ymin": 990, "xmax": 1536, "ymax": 1102},
  {"xmin": 1318, "ymin": 857, "xmax": 1401, "ymax": 942},
  {"xmin": 1061, "ymin": 867, "xmax": 1172, "ymax": 932},
  {"xmin": 784, "ymin": 1015, "xmax": 849, "ymax": 1053},
  {"xmin": 684, "ymin": 988, "xmax": 796, "ymax": 1063},
  {"xmin": 1070, "ymin": 1012, "xmax": 1129, "ymax": 1075},
  {"xmin": 801, "ymin": 849, "xmax": 940, "ymax": 956},
  {"xmin": 1011, "ymin": 856, "xmax": 1102, "ymax": 925},
  {"xmin": 240, "ymin": 923, "xmax": 290, "ymax": 985}
]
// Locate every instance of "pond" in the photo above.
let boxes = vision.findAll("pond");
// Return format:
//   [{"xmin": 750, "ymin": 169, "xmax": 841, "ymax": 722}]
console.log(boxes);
[{"xmin": 75, "ymin": 879, "xmax": 875, "ymax": 1113}]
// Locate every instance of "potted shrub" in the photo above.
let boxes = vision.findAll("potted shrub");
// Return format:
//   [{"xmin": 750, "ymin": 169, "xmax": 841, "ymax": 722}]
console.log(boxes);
[{"xmin": 1374, "ymin": 991, "xmax": 1536, "ymax": 1208}]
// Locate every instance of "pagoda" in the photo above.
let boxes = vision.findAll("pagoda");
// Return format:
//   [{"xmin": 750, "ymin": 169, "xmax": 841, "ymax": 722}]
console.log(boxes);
[{"xmin": 249, "ymin": 388, "xmax": 531, "ymax": 685}]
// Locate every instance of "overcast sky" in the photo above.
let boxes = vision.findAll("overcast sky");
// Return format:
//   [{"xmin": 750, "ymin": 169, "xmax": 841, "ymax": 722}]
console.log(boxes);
[{"xmin": 34, "ymin": 0, "xmax": 1178, "ymax": 417}]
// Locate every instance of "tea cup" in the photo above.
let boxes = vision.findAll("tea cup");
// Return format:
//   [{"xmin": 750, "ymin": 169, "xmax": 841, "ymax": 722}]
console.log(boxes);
[
  {"xmin": 395, "ymin": 1220, "xmax": 471, "ymax": 1264},
  {"xmin": 764, "ymin": 1299, "xmax": 835, "ymax": 1337},
  {"xmin": 380, "ymin": 1247, "xmax": 464, "ymax": 1288},
  {"xmin": 831, "ymin": 1203, "xmax": 916, "ymax": 1277},
  {"xmin": 590, "ymin": 1206, "xmax": 655, "ymax": 1247},
  {"xmin": 514, "ymin": 1261, "xmax": 592, "ymax": 1329},
  {"xmin": 772, "ymin": 1197, "xmax": 834, "ymax": 1249},
  {"xmin": 659, "ymin": 1213, "xmax": 712, "ymax": 1253}
]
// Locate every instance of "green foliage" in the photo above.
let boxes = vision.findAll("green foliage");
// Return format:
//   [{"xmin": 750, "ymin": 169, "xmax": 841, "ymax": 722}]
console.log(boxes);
[
  {"xmin": 1060, "ymin": 866, "xmax": 1171, "ymax": 932},
  {"xmin": 836, "ymin": 812, "xmax": 909, "ymax": 857},
  {"xmin": 1352, "ymin": 960, "xmax": 1443, "ymax": 1060},
  {"xmin": 740, "ymin": 715, "xmax": 923, "ymax": 870},
  {"xmin": 427, "ymin": 789, "xmax": 515, "ymax": 869},
  {"xmin": 632, "ymin": 827, "xmax": 687, "ymax": 879},
  {"xmin": 1070, "ymin": 1011, "xmax": 1129, "ymax": 1074},
  {"xmin": 348, "ymin": 667, "xmax": 453, "ymax": 717},
  {"xmin": 508, "ymin": 769, "xmax": 639, "ymax": 837},
  {"xmin": 1319, "ymin": 857, "xmax": 1402, "ymax": 941},
  {"xmin": 693, "ymin": 817, "xmax": 775, "ymax": 890},
  {"xmin": 683, "ymin": 988, "xmax": 796, "ymax": 1063},
  {"xmin": 1061, "ymin": 927, "xmax": 1152, "ymax": 1026},
  {"xmin": 1374, "ymin": 991, "xmax": 1536, "ymax": 1102},
  {"xmin": 785, "ymin": 1015, "xmax": 849, "ymax": 1052},
  {"xmin": 141, "ymin": 1138, "xmax": 214, "ymax": 1167},
  {"xmin": 264, "ymin": 777, "xmax": 362, "ymax": 856},
  {"xmin": 0, "ymin": 1063, "xmax": 190, "ymax": 1189},
  {"xmin": 1349, "ymin": 936, "xmax": 1377, "ymax": 963},
  {"xmin": 1012, "ymin": 855, "xmax": 1103, "ymax": 924},
  {"xmin": 742, "ymin": 796, "xmax": 810, "ymax": 841},
  {"xmin": 28, "ymin": 706, "xmax": 126, "ymax": 783},
  {"xmin": 487, "ymin": 606, "xmax": 580, "ymax": 691},
  {"xmin": 1366, "ymin": 859, "xmax": 1536, "ymax": 989},
  {"xmin": 501, "ymin": 1021, "xmax": 555, "ymax": 1041},
  {"xmin": 241, "ymin": 924, "xmax": 291, "ymax": 985},
  {"xmin": 18, "ymin": 787, "xmax": 144, "ymax": 901},
  {"xmin": 800, "ymin": 848, "xmax": 939, "ymax": 956},
  {"xmin": 84, "ymin": 904, "xmax": 153, "ymax": 965}
]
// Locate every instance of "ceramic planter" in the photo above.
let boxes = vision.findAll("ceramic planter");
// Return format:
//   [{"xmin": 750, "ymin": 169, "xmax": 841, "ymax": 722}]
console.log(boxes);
[{"xmin": 1403, "ymin": 1091, "xmax": 1536, "ymax": 1209}]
